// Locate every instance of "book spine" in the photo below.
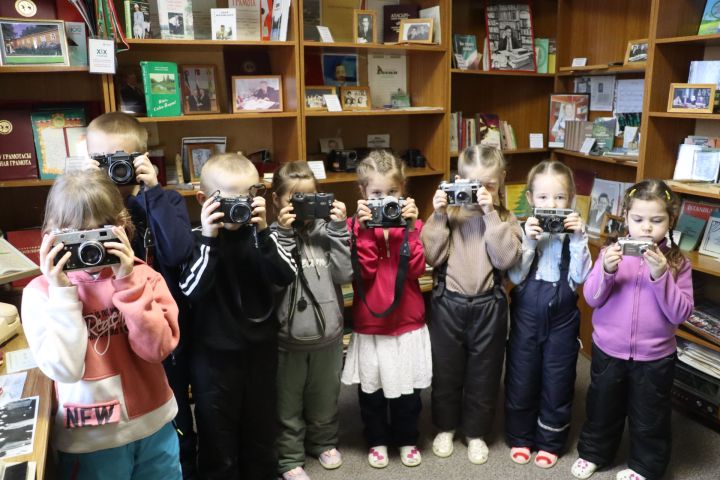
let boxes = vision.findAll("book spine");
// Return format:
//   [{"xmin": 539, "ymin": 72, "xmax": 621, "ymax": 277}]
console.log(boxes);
[
  {"xmin": 140, "ymin": 62, "xmax": 154, "ymax": 117},
  {"xmin": 124, "ymin": 1, "xmax": 131, "ymax": 38}
]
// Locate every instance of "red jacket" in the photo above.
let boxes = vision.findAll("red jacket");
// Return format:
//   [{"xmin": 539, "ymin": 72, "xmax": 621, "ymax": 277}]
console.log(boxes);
[{"xmin": 348, "ymin": 219, "xmax": 426, "ymax": 336}]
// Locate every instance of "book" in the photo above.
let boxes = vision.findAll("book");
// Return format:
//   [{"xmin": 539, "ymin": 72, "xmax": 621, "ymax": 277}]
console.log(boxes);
[
  {"xmin": 125, "ymin": 1, "xmax": 151, "ymax": 39},
  {"xmin": 261, "ymin": 0, "xmax": 272, "ymax": 40},
  {"xmin": 229, "ymin": 0, "xmax": 261, "ymax": 41},
  {"xmin": 453, "ymin": 34, "xmax": 480, "ymax": 70},
  {"xmin": 698, "ymin": 0, "xmax": 720, "ymax": 35},
  {"xmin": 368, "ymin": 54, "xmax": 407, "ymax": 108},
  {"xmin": 157, "ymin": 0, "xmax": 194, "ymax": 39},
  {"xmin": 30, "ymin": 108, "xmax": 86, "ymax": 179},
  {"xmin": 383, "ymin": 4, "xmax": 418, "ymax": 43},
  {"xmin": 684, "ymin": 301, "xmax": 720, "ymax": 346},
  {"xmin": 699, "ymin": 208, "xmax": 720, "ymax": 258},
  {"xmin": 0, "ymin": 110, "xmax": 39, "ymax": 181},
  {"xmin": 676, "ymin": 199, "xmax": 717, "ymax": 251},
  {"xmin": 367, "ymin": 0, "xmax": 398, "ymax": 43},
  {"xmin": 450, "ymin": 112, "xmax": 459, "ymax": 153},
  {"xmin": 0, "ymin": 236, "xmax": 40, "ymax": 286},
  {"xmin": 140, "ymin": 61, "xmax": 182, "ymax": 117},
  {"xmin": 211, "ymin": 8, "xmax": 237, "ymax": 40},
  {"xmin": 535, "ymin": 37, "xmax": 548, "ymax": 73},
  {"xmin": 116, "ymin": 66, "xmax": 147, "ymax": 116},
  {"xmin": 419, "ymin": 6, "xmax": 441, "ymax": 44},
  {"xmin": 270, "ymin": 0, "xmax": 291, "ymax": 41},
  {"xmin": 4, "ymin": 229, "xmax": 42, "ymax": 288},
  {"xmin": 65, "ymin": 22, "xmax": 88, "ymax": 66},
  {"xmin": 590, "ymin": 117, "xmax": 616, "ymax": 154},
  {"xmin": 485, "ymin": 3, "xmax": 537, "ymax": 71},
  {"xmin": 548, "ymin": 38, "xmax": 556, "ymax": 73},
  {"xmin": 688, "ymin": 60, "xmax": 720, "ymax": 110},
  {"xmin": 477, "ymin": 113, "xmax": 501, "ymax": 148}
]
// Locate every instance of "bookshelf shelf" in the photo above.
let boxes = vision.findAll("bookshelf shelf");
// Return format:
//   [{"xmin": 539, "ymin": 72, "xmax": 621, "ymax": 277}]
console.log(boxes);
[
  {"xmin": 318, "ymin": 167, "xmax": 442, "ymax": 185},
  {"xmin": 305, "ymin": 108, "xmax": 445, "ymax": 117},
  {"xmin": 302, "ymin": 41, "xmax": 444, "ymax": 52},
  {"xmin": 556, "ymin": 65, "xmax": 646, "ymax": 77},
  {"xmin": 677, "ymin": 328, "xmax": 720, "ymax": 354},
  {"xmin": 553, "ymin": 149, "xmax": 639, "ymax": 167},
  {"xmin": 648, "ymin": 112, "xmax": 720, "ymax": 120},
  {"xmin": 0, "ymin": 66, "xmax": 89, "ymax": 74},
  {"xmin": 655, "ymin": 33, "xmax": 720, "ymax": 47},
  {"xmin": 135, "ymin": 112, "xmax": 298, "ymax": 123},
  {"xmin": 450, "ymin": 148, "xmax": 549, "ymax": 157},
  {"xmin": 0, "ymin": 179, "xmax": 54, "ymax": 188},
  {"xmin": 125, "ymin": 39, "xmax": 294, "ymax": 48},
  {"xmin": 665, "ymin": 180, "xmax": 720, "ymax": 201},
  {"xmin": 687, "ymin": 251, "xmax": 720, "ymax": 277},
  {"xmin": 450, "ymin": 69, "xmax": 555, "ymax": 78}
]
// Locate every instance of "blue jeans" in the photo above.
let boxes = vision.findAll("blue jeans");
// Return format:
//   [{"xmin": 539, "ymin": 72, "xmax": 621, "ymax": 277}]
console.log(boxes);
[{"xmin": 57, "ymin": 422, "xmax": 182, "ymax": 480}]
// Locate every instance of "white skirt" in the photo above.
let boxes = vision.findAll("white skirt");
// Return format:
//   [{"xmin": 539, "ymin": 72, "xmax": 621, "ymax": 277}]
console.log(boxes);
[{"xmin": 341, "ymin": 325, "xmax": 433, "ymax": 399}]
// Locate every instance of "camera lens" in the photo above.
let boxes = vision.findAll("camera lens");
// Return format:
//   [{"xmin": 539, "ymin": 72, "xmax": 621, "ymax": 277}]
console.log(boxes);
[
  {"xmin": 548, "ymin": 217, "xmax": 564, "ymax": 233},
  {"xmin": 348, "ymin": 151, "xmax": 357, "ymax": 161},
  {"xmin": 109, "ymin": 160, "xmax": 134, "ymax": 185},
  {"xmin": 78, "ymin": 241, "xmax": 105, "ymax": 266},
  {"xmin": 456, "ymin": 191, "xmax": 469, "ymax": 203},
  {"xmin": 229, "ymin": 203, "xmax": 252, "ymax": 224},
  {"xmin": 383, "ymin": 201, "xmax": 401, "ymax": 220}
]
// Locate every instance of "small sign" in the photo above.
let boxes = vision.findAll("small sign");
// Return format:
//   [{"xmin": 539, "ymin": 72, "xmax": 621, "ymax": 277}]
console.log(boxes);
[
  {"xmin": 307, "ymin": 160, "xmax": 327, "ymax": 180},
  {"xmin": 323, "ymin": 94, "xmax": 343, "ymax": 112},
  {"xmin": 88, "ymin": 38, "xmax": 115, "ymax": 74},
  {"xmin": 529, "ymin": 133, "xmax": 544, "ymax": 149},
  {"xmin": 317, "ymin": 26, "xmax": 334, "ymax": 43},
  {"xmin": 571, "ymin": 57, "xmax": 588, "ymax": 67},
  {"xmin": 580, "ymin": 137, "xmax": 596, "ymax": 155},
  {"xmin": 367, "ymin": 134, "xmax": 390, "ymax": 148}
]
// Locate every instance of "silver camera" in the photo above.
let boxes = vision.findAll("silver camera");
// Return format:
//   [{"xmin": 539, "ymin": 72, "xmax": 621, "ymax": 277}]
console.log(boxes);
[
  {"xmin": 440, "ymin": 179, "xmax": 480, "ymax": 205},
  {"xmin": 534, "ymin": 208, "xmax": 575, "ymax": 234},
  {"xmin": 617, "ymin": 237, "xmax": 654, "ymax": 256},
  {"xmin": 366, "ymin": 196, "xmax": 406, "ymax": 228},
  {"xmin": 52, "ymin": 226, "xmax": 120, "ymax": 271}
]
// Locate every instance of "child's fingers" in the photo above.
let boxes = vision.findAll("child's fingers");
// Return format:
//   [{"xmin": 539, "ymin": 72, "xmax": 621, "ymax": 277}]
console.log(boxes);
[
  {"xmin": 208, "ymin": 212, "xmax": 225, "ymax": 223},
  {"xmin": 50, "ymin": 252, "xmax": 71, "ymax": 277}
]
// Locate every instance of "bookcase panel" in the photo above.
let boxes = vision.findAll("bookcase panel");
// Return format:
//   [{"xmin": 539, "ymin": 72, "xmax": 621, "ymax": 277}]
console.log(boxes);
[
  {"xmin": 305, "ymin": 116, "xmax": 410, "ymax": 157},
  {"xmin": 647, "ymin": 43, "xmax": 704, "ymax": 112},
  {"xmin": 0, "ymin": 73, "xmax": 104, "ymax": 103},
  {"xmin": 653, "ymin": 0, "xmax": 708, "ymax": 39},
  {"xmin": 553, "ymin": 151, "xmax": 639, "ymax": 183},
  {"xmin": 640, "ymin": 116, "xmax": 696, "ymax": 180}
]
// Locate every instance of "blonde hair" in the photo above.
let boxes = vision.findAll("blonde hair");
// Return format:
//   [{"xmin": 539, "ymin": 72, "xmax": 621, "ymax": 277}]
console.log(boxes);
[
  {"xmin": 42, "ymin": 170, "xmax": 134, "ymax": 238},
  {"xmin": 526, "ymin": 160, "xmax": 576, "ymax": 200},
  {"xmin": 199, "ymin": 153, "xmax": 258, "ymax": 193},
  {"xmin": 456, "ymin": 145, "xmax": 509, "ymax": 220},
  {"xmin": 87, "ymin": 112, "xmax": 148, "ymax": 153},
  {"xmin": 272, "ymin": 161, "xmax": 319, "ymax": 199},
  {"xmin": 356, "ymin": 150, "xmax": 406, "ymax": 192}
]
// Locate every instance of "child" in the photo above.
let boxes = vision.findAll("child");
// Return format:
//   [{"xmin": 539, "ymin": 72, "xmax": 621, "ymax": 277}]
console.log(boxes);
[
  {"xmin": 178, "ymin": 153, "xmax": 296, "ymax": 479},
  {"xmin": 271, "ymin": 161, "xmax": 352, "ymax": 480},
  {"xmin": 571, "ymin": 180, "xmax": 693, "ymax": 480},
  {"xmin": 505, "ymin": 160, "xmax": 592, "ymax": 468},
  {"xmin": 422, "ymin": 145, "xmax": 522, "ymax": 464},
  {"xmin": 341, "ymin": 150, "xmax": 430, "ymax": 468},
  {"xmin": 85, "ymin": 112, "xmax": 197, "ymax": 478},
  {"xmin": 22, "ymin": 170, "xmax": 181, "ymax": 479}
]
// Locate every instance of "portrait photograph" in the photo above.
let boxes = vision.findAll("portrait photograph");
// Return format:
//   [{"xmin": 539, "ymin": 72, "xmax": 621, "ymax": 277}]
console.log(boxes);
[
  {"xmin": 305, "ymin": 86, "xmax": 337, "ymax": 111},
  {"xmin": 232, "ymin": 75, "xmax": 283, "ymax": 112},
  {"xmin": 668, "ymin": 83, "xmax": 716, "ymax": 114},
  {"xmin": 321, "ymin": 53, "xmax": 359, "ymax": 87},
  {"xmin": 319, "ymin": 137, "xmax": 344, "ymax": 153},
  {"xmin": 340, "ymin": 86, "xmax": 371, "ymax": 110},
  {"xmin": 168, "ymin": 12, "xmax": 184, "ymax": 35},
  {"xmin": 188, "ymin": 144, "xmax": 216, "ymax": 183},
  {"xmin": 548, "ymin": 94, "xmax": 589, "ymax": 148},
  {"xmin": 486, "ymin": 3, "xmax": 536, "ymax": 71},
  {"xmin": 587, "ymin": 180, "xmax": 621, "ymax": 234},
  {"xmin": 399, "ymin": 19, "xmax": 433, "ymax": 44},
  {"xmin": 116, "ymin": 67, "xmax": 146, "ymax": 116},
  {"xmin": 624, "ymin": 39, "xmax": 648, "ymax": 66},
  {"xmin": 354, "ymin": 10, "xmax": 375, "ymax": 44},
  {"xmin": 181, "ymin": 65, "xmax": 219, "ymax": 114},
  {"xmin": 0, "ymin": 18, "xmax": 68, "ymax": 66},
  {"xmin": 601, "ymin": 213, "xmax": 626, "ymax": 238},
  {"xmin": 130, "ymin": 2, "xmax": 151, "ymax": 39}
]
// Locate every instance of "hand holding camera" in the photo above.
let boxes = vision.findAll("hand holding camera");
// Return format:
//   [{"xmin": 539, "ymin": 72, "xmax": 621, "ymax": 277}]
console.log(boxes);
[
  {"xmin": 366, "ymin": 197, "xmax": 407, "ymax": 229},
  {"xmin": 277, "ymin": 204, "xmax": 296, "ymax": 229},
  {"xmin": 563, "ymin": 211, "xmax": 586, "ymax": 237},
  {"xmin": 602, "ymin": 243, "xmax": 623, "ymax": 274},
  {"xmin": 355, "ymin": 199, "xmax": 373, "ymax": 229},
  {"xmin": 477, "ymin": 186, "xmax": 495, "ymax": 215},
  {"xmin": 45, "ymin": 226, "xmax": 133, "ymax": 276},
  {"xmin": 533, "ymin": 208, "xmax": 576, "ymax": 234},
  {"xmin": 133, "ymin": 154, "xmax": 158, "ymax": 188},
  {"xmin": 250, "ymin": 196, "xmax": 268, "ymax": 232},
  {"xmin": 92, "ymin": 151, "xmax": 142, "ymax": 185},
  {"xmin": 524, "ymin": 216, "xmax": 543, "ymax": 240},
  {"xmin": 102, "ymin": 227, "xmax": 135, "ymax": 278},
  {"xmin": 643, "ymin": 245, "xmax": 668, "ymax": 280},
  {"xmin": 432, "ymin": 189, "xmax": 448, "ymax": 213},
  {"xmin": 330, "ymin": 200, "xmax": 347, "ymax": 222},
  {"xmin": 201, "ymin": 196, "xmax": 225, "ymax": 238},
  {"xmin": 440, "ymin": 180, "xmax": 480, "ymax": 206},
  {"xmin": 291, "ymin": 193, "xmax": 334, "ymax": 224},
  {"xmin": 401, "ymin": 197, "xmax": 418, "ymax": 231},
  {"xmin": 39, "ymin": 233, "xmax": 72, "ymax": 287}
]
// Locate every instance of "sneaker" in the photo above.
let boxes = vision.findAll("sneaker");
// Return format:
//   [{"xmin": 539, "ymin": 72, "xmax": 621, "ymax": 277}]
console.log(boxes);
[
  {"xmin": 510, "ymin": 446, "xmax": 531, "ymax": 465},
  {"xmin": 368, "ymin": 446, "xmax": 389, "ymax": 469},
  {"xmin": 534, "ymin": 450, "xmax": 558, "ymax": 469},
  {"xmin": 282, "ymin": 466, "xmax": 310, "ymax": 480},
  {"xmin": 432, "ymin": 431, "xmax": 455, "ymax": 458},
  {"xmin": 616, "ymin": 468, "xmax": 646, "ymax": 480},
  {"xmin": 400, "ymin": 446, "xmax": 422, "ymax": 467},
  {"xmin": 571, "ymin": 458, "xmax": 598, "ymax": 479},
  {"xmin": 467, "ymin": 438, "xmax": 489, "ymax": 465},
  {"xmin": 318, "ymin": 448, "xmax": 342, "ymax": 470}
]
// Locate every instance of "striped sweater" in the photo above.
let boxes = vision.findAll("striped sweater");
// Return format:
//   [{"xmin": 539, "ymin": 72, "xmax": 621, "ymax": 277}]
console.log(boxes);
[{"xmin": 422, "ymin": 209, "xmax": 523, "ymax": 295}]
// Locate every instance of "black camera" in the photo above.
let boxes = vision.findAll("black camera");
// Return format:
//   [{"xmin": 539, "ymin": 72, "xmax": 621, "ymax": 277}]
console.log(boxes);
[
  {"xmin": 291, "ymin": 192, "xmax": 334, "ymax": 223},
  {"xmin": 216, "ymin": 195, "xmax": 254, "ymax": 225},
  {"xmin": 617, "ymin": 237, "xmax": 654, "ymax": 256},
  {"xmin": 93, "ymin": 151, "xmax": 141, "ymax": 185},
  {"xmin": 366, "ymin": 196, "xmax": 406, "ymax": 228},
  {"xmin": 534, "ymin": 208, "xmax": 575, "ymax": 234},
  {"xmin": 326, "ymin": 149, "xmax": 359, "ymax": 172},
  {"xmin": 441, "ymin": 179, "xmax": 480, "ymax": 205},
  {"xmin": 52, "ymin": 226, "xmax": 120, "ymax": 271},
  {"xmin": 402, "ymin": 149, "xmax": 426, "ymax": 168}
]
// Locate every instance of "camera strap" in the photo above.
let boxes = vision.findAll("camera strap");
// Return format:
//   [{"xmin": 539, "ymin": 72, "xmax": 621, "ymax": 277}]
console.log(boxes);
[
  {"xmin": 140, "ymin": 182, "xmax": 156, "ymax": 267},
  {"xmin": 286, "ymin": 232, "xmax": 326, "ymax": 340},
  {"xmin": 350, "ymin": 216, "xmax": 410, "ymax": 318}
]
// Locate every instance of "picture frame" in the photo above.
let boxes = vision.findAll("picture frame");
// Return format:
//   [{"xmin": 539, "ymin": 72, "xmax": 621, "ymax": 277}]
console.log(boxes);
[
  {"xmin": 667, "ymin": 83, "xmax": 716, "ymax": 114},
  {"xmin": 623, "ymin": 38, "xmax": 648, "ymax": 66},
  {"xmin": 600, "ymin": 213, "xmax": 626, "ymax": 238},
  {"xmin": 0, "ymin": 17, "xmax": 69, "ymax": 66},
  {"xmin": 187, "ymin": 143, "xmax": 217, "ymax": 183},
  {"xmin": 305, "ymin": 85, "xmax": 337, "ymax": 111},
  {"xmin": 548, "ymin": 93, "xmax": 590, "ymax": 148},
  {"xmin": 398, "ymin": 18, "xmax": 434, "ymax": 44},
  {"xmin": 485, "ymin": 3, "xmax": 537, "ymax": 72},
  {"xmin": 353, "ymin": 10, "xmax": 376, "ymax": 44},
  {"xmin": 319, "ymin": 137, "xmax": 344, "ymax": 154},
  {"xmin": 699, "ymin": 212, "xmax": 720, "ymax": 259},
  {"xmin": 231, "ymin": 75, "xmax": 283, "ymax": 113},
  {"xmin": 116, "ymin": 66, "xmax": 146, "ymax": 116},
  {"xmin": 340, "ymin": 86, "xmax": 371, "ymax": 110},
  {"xmin": 321, "ymin": 53, "xmax": 359, "ymax": 87},
  {"xmin": 180, "ymin": 64, "xmax": 220, "ymax": 115}
]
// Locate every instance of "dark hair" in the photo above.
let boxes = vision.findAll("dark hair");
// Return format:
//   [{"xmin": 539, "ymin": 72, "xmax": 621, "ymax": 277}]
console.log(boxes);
[{"xmin": 272, "ymin": 161, "xmax": 319, "ymax": 205}]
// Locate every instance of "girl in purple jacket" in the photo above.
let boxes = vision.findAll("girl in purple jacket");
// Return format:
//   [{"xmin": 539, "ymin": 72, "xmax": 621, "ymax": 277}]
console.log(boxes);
[{"xmin": 571, "ymin": 180, "xmax": 693, "ymax": 480}]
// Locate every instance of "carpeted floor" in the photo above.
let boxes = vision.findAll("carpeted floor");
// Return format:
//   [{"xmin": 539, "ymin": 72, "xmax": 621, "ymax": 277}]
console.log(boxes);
[{"xmin": 300, "ymin": 355, "xmax": 720, "ymax": 480}]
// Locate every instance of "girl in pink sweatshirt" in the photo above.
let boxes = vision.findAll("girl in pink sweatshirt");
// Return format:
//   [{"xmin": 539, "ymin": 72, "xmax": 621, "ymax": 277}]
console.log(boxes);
[{"xmin": 22, "ymin": 170, "xmax": 181, "ymax": 480}]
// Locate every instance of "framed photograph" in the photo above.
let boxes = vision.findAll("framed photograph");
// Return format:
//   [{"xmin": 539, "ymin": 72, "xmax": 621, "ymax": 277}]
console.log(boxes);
[
  {"xmin": 548, "ymin": 94, "xmax": 590, "ymax": 148},
  {"xmin": 340, "ymin": 86, "xmax": 371, "ymax": 110},
  {"xmin": 699, "ymin": 212, "xmax": 720, "ymax": 259},
  {"xmin": 305, "ymin": 85, "xmax": 336, "ymax": 111},
  {"xmin": 600, "ymin": 213, "xmax": 626, "ymax": 238},
  {"xmin": 667, "ymin": 83, "xmax": 716, "ymax": 113},
  {"xmin": 486, "ymin": 3, "xmax": 537, "ymax": 71},
  {"xmin": 321, "ymin": 53, "xmax": 359, "ymax": 87},
  {"xmin": 187, "ymin": 143, "xmax": 217, "ymax": 183},
  {"xmin": 231, "ymin": 75, "xmax": 283, "ymax": 113},
  {"xmin": 354, "ymin": 10, "xmax": 376, "ymax": 44},
  {"xmin": 624, "ymin": 38, "xmax": 648, "ymax": 66},
  {"xmin": 181, "ymin": 65, "xmax": 219, "ymax": 114},
  {"xmin": 0, "ymin": 17, "xmax": 69, "ymax": 66},
  {"xmin": 116, "ymin": 67, "xmax": 146, "ymax": 116},
  {"xmin": 398, "ymin": 18, "xmax": 433, "ymax": 44},
  {"xmin": 319, "ymin": 137, "xmax": 344, "ymax": 154}
]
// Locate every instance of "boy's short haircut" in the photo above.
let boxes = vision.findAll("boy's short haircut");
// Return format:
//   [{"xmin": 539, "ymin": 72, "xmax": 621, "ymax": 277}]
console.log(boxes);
[
  {"xmin": 87, "ymin": 112, "xmax": 149, "ymax": 153},
  {"xmin": 200, "ymin": 153, "xmax": 258, "ymax": 192}
]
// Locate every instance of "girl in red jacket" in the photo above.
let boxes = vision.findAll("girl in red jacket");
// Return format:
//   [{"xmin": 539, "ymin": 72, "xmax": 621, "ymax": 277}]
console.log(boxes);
[{"xmin": 341, "ymin": 150, "xmax": 430, "ymax": 469}]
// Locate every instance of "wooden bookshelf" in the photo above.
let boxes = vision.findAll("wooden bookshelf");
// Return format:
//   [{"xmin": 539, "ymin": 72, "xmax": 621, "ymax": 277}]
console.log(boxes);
[
  {"xmin": 555, "ymin": 65, "xmax": 646, "ymax": 77},
  {"xmin": 0, "ymin": 179, "xmax": 54, "ymax": 188},
  {"xmin": 665, "ymin": 180, "xmax": 720, "ymax": 201},
  {"xmin": 0, "ymin": 66, "xmax": 90, "ymax": 73},
  {"xmin": 553, "ymin": 149, "xmax": 639, "ymax": 167},
  {"xmin": 136, "ymin": 112, "xmax": 298, "ymax": 123},
  {"xmin": 303, "ymin": 40, "xmax": 445, "ymax": 52},
  {"xmin": 677, "ymin": 328, "xmax": 720, "ymax": 355},
  {"xmin": 305, "ymin": 108, "xmax": 444, "ymax": 117},
  {"xmin": 450, "ymin": 68, "xmax": 555, "ymax": 78},
  {"xmin": 318, "ymin": 167, "xmax": 442, "ymax": 185},
  {"xmin": 450, "ymin": 148, "xmax": 549, "ymax": 157},
  {"xmin": 125, "ymin": 39, "xmax": 295, "ymax": 48}
]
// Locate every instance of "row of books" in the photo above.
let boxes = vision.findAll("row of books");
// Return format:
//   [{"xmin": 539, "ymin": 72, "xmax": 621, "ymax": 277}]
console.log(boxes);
[
  {"xmin": 452, "ymin": 34, "xmax": 556, "ymax": 74},
  {"xmin": 673, "ymin": 136, "xmax": 720, "ymax": 183},
  {"xmin": 449, "ymin": 112, "xmax": 518, "ymax": 153}
]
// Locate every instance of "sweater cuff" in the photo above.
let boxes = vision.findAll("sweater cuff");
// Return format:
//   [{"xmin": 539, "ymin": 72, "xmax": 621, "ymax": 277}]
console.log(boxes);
[
  {"xmin": 521, "ymin": 233, "xmax": 538, "ymax": 250},
  {"xmin": 328, "ymin": 219, "xmax": 349, "ymax": 233},
  {"xmin": 649, "ymin": 267, "xmax": 669, "ymax": 284},
  {"xmin": 482, "ymin": 210, "xmax": 502, "ymax": 227},
  {"xmin": 275, "ymin": 224, "xmax": 294, "ymax": 237},
  {"xmin": 430, "ymin": 211, "xmax": 448, "ymax": 224},
  {"xmin": 200, "ymin": 235, "xmax": 220, "ymax": 247},
  {"xmin": 48, "ymin": 285, "xmax": 79, "ymax": 303},
  {"xmin": 112, "ymin": 268, "xmax": 139, "ymax": 290}
]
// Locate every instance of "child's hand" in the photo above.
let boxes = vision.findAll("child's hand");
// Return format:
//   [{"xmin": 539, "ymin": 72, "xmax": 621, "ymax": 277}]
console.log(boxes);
[
  {"xmin": 330, "ymin": 200, "xmax": 347, "ymax": 222},
  {"xmin": 644, "ymin": 245, "xmax": 668, "ymax": 280},
  {"xmin": 603, "ymin": 243, "xmax": 623, "ymax": 274},
  {"xmin": 251, "ymin": 196, "xmax": 268, "ymax": 232},
  {"xmin": 402, "ymin": 197, "xmax": 419, "ymax": 231},
  {"xmin": 356, "ymin": 200, "xmax": 372, "ymax": 229},
  {"xmin": 477, "ymin": 186, "xmax": 495, "ymax": 214},
  {"xmin": 81, "ymin": 157, "xmax": 100, "ymax": 171},
  {"xmin": 564, "ymin": 212, "xmax": 586, "ymax": 237},
  {"xmin": 432, "ymin": 189, "xmax": 448, "ymax": 213},
  {"xmin": 39, "ymin": 234, "xmax": 71, "ymax": 288},
  {"xmin": 105, "ymin": 226, "xmax": 135, "ymax": 278},
  {"xmin": 201, "ymin": 196, "xmax": 224, "ymax": 238},
  {"xmin": 524, "ymin": 216, "xmax": 543, "ymax": 240},
  {"xmin": 277, "ymin": 204, "xmax": 296, "ymax": 229},
  {"xmin": 133, "ymin": 153, "xmax": 158, "ymax": 188}
]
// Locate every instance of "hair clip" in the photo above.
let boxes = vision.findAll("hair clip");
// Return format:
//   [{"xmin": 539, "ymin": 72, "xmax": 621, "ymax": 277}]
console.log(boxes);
[
  {"xmin": 664, "ymin": 190, "xmax": 671, "ymax": 201},
  {"xmin": 628, "ymin": 188, "xmax": 636, "ymax": 198}
]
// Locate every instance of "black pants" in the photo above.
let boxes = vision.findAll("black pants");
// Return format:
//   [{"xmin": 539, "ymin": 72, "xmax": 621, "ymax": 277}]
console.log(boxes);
[
  {"xmin": 358, "ymin": 387, "xmax": 422, "ymax": 447},
  {"xmin": 191, "ymin": 341, "xmax": 278, "ymax": 480},
  {"xmin": 429, "ymin": 287, "xmax": 508, "ymax": 438},
  {"xmin": 505, "ymin": 278, "xmax": 580, "ymax": 453},
  {"xmin": 164, "ymin": 344, "xmax": 198, "ymax": 479},
  {"xmin": 577, "ymin": 346, "xmax": 675, "ymax": 480}
]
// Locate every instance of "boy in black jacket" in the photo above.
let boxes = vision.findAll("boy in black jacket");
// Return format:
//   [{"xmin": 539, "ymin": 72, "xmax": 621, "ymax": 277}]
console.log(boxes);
[{"xmin": 179, "ymin": 153, "xmax": 295, "ymax": 479}]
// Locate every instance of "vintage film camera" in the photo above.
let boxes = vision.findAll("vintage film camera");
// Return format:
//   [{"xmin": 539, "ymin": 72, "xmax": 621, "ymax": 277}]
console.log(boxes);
[
  {"xmin": 215, "ymin": 195, "xmax": 254, "ymax": 226},
  {"xmin": 52, "ymin": 226, "xmax": 120, "ymax": 271},
  {"xmin": 533, "ymin": 208, "xmax": 575, "ymax": 234},
  {"xmin": 92, "ymin": 151, "xmax": 141, "ymax": 185},
  {"xmin": 402, "ymin": 149, "xmax": 426, "ymax": 168},
  {"xmin": 291, "ymin": 193, "xmax": 334, "ymax": 223},
  {"xmin": 440, "ymin": 179, "xmax": 480, "ymax": 205},
  {"xmin": 326, "ymin": 149, "xmax": 359, "ymax": 172},
  {"xmin": 366, "ymin": 196, "xmax": 406, "ymax": 228},
  {"xmin": 617, "ymin": 236, "xmax": 654, "ymax": 256}
]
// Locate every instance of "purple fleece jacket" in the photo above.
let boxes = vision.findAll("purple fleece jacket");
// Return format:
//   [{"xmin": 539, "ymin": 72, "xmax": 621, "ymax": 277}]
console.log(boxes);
[{"xmin": 583, "ymin": 245, "xmax": 694, "ymax": 361}]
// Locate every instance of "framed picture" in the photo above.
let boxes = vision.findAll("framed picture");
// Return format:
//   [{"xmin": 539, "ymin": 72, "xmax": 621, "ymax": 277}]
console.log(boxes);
[
  {"xmin": 0, "ymin": 17, "xmax": 69, "ymax": 66},
  {"xmin": 667, "ymin": 83, "xmax": 716, "ymax": 114},
  {"xmin": 600, "ymin": 213, "xmax": 626, "ymax": 238},
  {"xmin": 116, "ymin": 67, "xmax": 146, "ymax": 116},
  {"xmin": 340, "ymin": 86, "xmax": 371, "ymax": 110},
  {"xmin": 231, "ymin": 75, "xmax": 283, "ymax": 113},
  {"xmin": 305, "ymin": 85, "xmax": 336, "ymax": 111},
  {"xmin": 398, "ymin": 18, "xmax": 433, "ymax": 44},
  {"xmin": 319, "ymin": 137, "xmax": 344, "ymax": 153},
  {"xmin": 187, "ymin": 143, "xmax": 216, "ymax": 183},
  {"xmin": 180, "ymin": 65, "xmax": 219, "ymax": 114},
  {"xmin": 548, "ymin": 94, "xmax": 590, "ymax": 148},
  {"xmin": 485, "ymin": 3, "xmax": 537, "ymax": 71},
  {"xmin": 321, "ymin": 53, "xmax": 359, "ymax": 87},
  {"xmin": 624, "ymin": 38, "xmax": 648, "ymax": 66},
  {"xmin": 699, "ymin": 212, "xmax": 720, "ymax": 259},
  {"xmin": 354, "ymin": 10, "xmax": 376, "ymax": 44}
]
